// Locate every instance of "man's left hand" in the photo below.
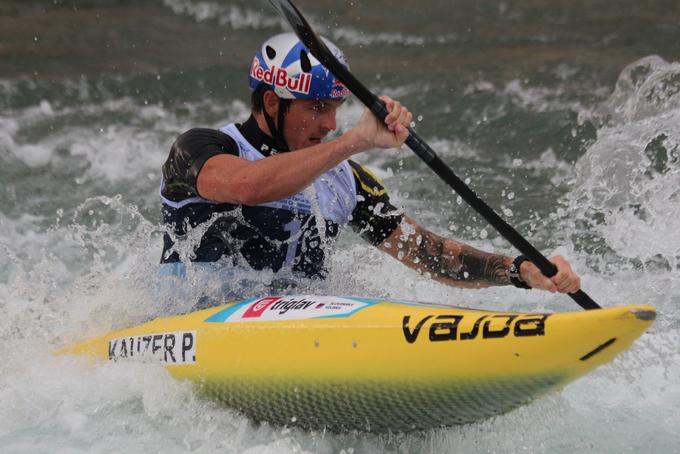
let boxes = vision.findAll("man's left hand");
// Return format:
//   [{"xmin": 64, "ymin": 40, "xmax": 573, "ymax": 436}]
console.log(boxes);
[{"xmin": 520, "ymin": 256, "xmax": 581, "ymax": 294}]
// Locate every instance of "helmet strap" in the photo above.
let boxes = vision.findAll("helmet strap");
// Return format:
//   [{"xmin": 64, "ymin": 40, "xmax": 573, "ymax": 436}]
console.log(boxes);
[
  {"xmin": 275, "ymin": 99, "xmax": 291, "ymax": 151},
  {"xmin": 262, "ymin": 96, "xmax": 290, "ymax": 153}
]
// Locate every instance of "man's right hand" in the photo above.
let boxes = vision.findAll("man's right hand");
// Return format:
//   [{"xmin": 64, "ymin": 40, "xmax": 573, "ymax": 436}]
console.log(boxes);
[{"xmin": 350, "ymin": 96, "xmax": 412, "ymax": 151}]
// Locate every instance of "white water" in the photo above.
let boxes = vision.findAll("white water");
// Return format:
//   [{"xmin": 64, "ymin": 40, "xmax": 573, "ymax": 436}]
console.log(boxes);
[{"xmin": 1, "ymin": 18, "xmax": 679, "ymax": 450}]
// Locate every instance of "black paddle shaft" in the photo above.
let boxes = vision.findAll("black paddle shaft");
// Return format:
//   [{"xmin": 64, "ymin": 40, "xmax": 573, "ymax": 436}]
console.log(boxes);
[{"xmin": 270, "ymin": 0, "xmax": 601, "ymax": 311}]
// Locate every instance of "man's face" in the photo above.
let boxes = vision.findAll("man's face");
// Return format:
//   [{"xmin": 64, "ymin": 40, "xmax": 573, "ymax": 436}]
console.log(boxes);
[{"xmin": 282, "ymin": 99, "xmax": 344, "ymax": 151}]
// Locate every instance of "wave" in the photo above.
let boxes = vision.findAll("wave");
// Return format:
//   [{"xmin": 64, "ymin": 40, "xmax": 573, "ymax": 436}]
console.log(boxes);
[
  {"xmin": 567, "ymin": 56, "xmax": 680, "ymax": 268},
  {"xmin": 161, "ymin": 0, "xmax": 462, "ymax": 47},
  {"xmin": 162, "ymin": 0, "xmax": 283, "ymax": 30}
]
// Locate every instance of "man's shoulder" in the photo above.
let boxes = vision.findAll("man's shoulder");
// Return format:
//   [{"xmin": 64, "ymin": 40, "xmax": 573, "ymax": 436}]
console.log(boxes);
[
  {"xmin": 347, "ymin": 159, "xmax": 388, "ymax": 198},
  {"xmin": 161, "ymin": 126, "xmax": 241, "ymax": 200},
  {"xmin": 173, "ymin": 127, "xmax": 237, "ymax": 152},
  {"xmin": 167, "ymin": 127, "xmax": 241, "ymax": 165}
]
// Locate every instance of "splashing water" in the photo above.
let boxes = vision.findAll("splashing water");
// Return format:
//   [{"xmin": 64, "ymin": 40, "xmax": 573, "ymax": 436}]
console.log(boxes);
[
  {"xmin": 567, "ymin": 56, "xmax": 680, "ymax": 272},
  {"xmin": 2, "ymin": 1, "xmax": 680, "ymax": 451}
]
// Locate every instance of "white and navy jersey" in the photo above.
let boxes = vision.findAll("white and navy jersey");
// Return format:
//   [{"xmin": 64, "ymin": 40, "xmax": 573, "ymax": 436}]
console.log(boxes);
[{"xmin": 160, "ymin": 115, "xmax": 402, "ymax": 279}]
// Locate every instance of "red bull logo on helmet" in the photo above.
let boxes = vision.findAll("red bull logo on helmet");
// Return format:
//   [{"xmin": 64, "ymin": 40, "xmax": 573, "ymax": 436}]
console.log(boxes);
[
  {"xmin": 330, "ymin": 78, "xmax": 350, "ymax": 99},
  {"xmin": 250, "ymin": 56, "xmax": 312, "ymax": 95}
]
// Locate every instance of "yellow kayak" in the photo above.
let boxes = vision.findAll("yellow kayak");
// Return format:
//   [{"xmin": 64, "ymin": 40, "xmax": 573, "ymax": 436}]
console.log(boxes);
[{"xmin": 58, "ymin": 295, "xmax": 655, "ymax": 432}]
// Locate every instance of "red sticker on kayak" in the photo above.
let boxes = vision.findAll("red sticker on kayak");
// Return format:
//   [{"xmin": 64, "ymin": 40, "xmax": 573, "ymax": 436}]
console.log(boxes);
[{"xmin": 243, "ymin": 297, "xmax": 281, "ymax": 318}]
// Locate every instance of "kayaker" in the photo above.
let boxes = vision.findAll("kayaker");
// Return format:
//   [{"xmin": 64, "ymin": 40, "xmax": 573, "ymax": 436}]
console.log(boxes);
[{"xmin": 159, "ymin": 32, "xmax": 581, "ymax": 298}]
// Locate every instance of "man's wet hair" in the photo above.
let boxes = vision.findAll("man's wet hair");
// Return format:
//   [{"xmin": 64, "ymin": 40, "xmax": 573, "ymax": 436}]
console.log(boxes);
[
  {"xmin": 251, "ymin": 83, "xmax": 269, "ymax": 112},
  {"xmin": 251, "ymin": 83, "xmax": 292, "ymax": 114}
]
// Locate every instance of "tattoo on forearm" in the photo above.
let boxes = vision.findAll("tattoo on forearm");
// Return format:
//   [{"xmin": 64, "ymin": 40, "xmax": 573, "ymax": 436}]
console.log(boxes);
[
  {"xmin": 410, "ymin": 230, "xmax": 509, "ymax": 286},
  {"xmin": 457, "ymin": 246, "xmax": 508, "ymax": 285}
]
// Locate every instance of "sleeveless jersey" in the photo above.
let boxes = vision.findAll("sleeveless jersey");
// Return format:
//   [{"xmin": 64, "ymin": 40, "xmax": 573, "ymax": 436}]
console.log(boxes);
[{"xmin": 160, "ymin": 116, "xmax": 402, "ymax": 279}]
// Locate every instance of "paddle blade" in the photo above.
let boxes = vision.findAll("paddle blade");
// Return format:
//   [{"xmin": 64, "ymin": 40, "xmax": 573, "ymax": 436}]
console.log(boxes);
[
  {"xmin": 269, "ymin": 0, "xmax": 325, "ymax": 56},
  {"xmin": 269, "ymin": 0, "xmax": 378, "ymax": 108}
]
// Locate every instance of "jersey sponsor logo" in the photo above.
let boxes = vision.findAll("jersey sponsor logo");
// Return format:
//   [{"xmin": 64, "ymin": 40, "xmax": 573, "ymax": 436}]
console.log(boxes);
[
  {"xmin": 108, "ymin": 331, "xmax": 196, "ymax": 364},
  {"xmin": 209, "ymin": 296, "xmax": 373, "ymax": 322},
  {"xmin": 250, "ymin": 56, "xmax": 312, "ymax": 95},
  {"xmin": 402, "ymin": 313, "xmax": 549, "ymax": 343}
]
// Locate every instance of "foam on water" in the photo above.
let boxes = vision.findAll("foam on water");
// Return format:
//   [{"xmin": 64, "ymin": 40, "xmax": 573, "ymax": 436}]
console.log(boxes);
[
  {"xmin": 162, "ymin": 0, "xmax": 284, "ymax": 31},
  {"xmin": 567, "ymin": 56, "xmax": 680, "ymax": 270},
  {"xmin": 1, "ymin": 54, "xmax": 679, "ymax": 452},
  {"xmin": 160, "ymin": 0, "xmax": 460, "ymax": 48}
]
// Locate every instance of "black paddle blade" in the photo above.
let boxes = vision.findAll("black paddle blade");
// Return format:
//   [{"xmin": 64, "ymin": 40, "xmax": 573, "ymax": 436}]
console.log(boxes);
[
  {"xmin": 269, "ymin": 0, "xmax": 326, "ymax": 60},
  {"xmin": 269, "ymin": 0, "xmax": 378, "ymax": 108}
]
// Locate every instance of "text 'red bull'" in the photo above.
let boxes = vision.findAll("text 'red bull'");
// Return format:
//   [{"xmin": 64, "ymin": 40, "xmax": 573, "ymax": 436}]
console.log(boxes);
[{"xmin": 251, "ymin": 56, "xmax": 312, "ymax": 95}]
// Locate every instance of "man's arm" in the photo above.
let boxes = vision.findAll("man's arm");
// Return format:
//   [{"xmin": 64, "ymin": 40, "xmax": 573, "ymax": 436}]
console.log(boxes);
[
  {"xmin": 197, "ymin": 130, "xmax": 366, "ymax": 205},
  {"xmin": 197, "ymin": 96, "xmax": 412, "ymax": 205},
  {"xmin": 379, "ymin": 216, "xmax": 581, "ymax": 293},
  {"xmin": 379, "ymin": 216, "xmax": 511, "ymax": 289}
]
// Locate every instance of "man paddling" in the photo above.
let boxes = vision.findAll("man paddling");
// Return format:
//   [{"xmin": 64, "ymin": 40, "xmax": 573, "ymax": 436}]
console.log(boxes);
[{"xmin": 159, "ymin": 33, "xmax": 581, "ymax": 297}]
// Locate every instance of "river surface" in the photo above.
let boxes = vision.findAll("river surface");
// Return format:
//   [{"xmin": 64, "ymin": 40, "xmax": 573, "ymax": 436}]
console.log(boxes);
[{"xmin": 1, "ymin": 0, "xmax": 679, "ymax": 452}]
